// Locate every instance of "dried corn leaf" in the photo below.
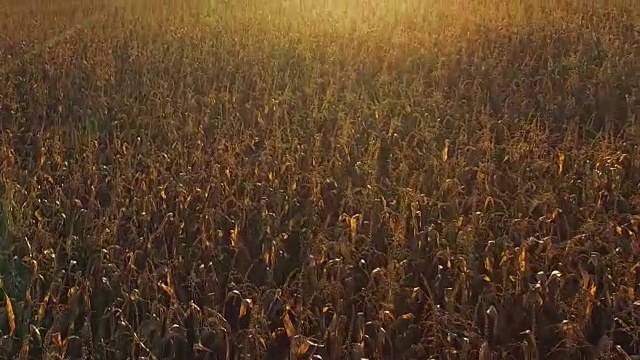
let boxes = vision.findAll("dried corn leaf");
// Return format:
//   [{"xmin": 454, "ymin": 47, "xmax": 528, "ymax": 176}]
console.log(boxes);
[
  {"xmin": 349, "ymin": 216, "xmax": 358, "ymax": 239},
  {"xmin": 34, "ymin": 209, "xmax": 44, "ymax": 224},
  {"xmin": 231, "ymin": 223, "xmax": 239, "ymax": 249},
  {"xmin": 327, "ymin": 312, "xmax": 339, "ymax": 334},
  {"xmin": 399, "ymin": 313, "xmax": 414, "ymax": 321},
  {"xmin": 68, "ymin": 286, "xmax": 79, "ymax": 299},
  {"xmin": 262, "ymin": 241, "xmax": 274, "ymax": 268},
  {"xmin": 518, "ymin": 248, "xmax": 527, "ymax": 273},
  {"xmin": 283, "ymin": 309, "xmax": 296, "ymax": 338},
  {"xmin": 484, "ymin": 257, "xmax": 492, "ymax": 273},
  {"xmin": 586, "ymin": 301, "xmax": 593, "ymax": 317},
  {"xmin": 291, "ymin": 335, "xmax": 311, "ymax": 357},
  {"xmin": 5, "ymin": 293, "xmax": 15, "ymax": 336},
  {"xmin": 239, "ymin": 299, "xmax": 253, "ymax": 318},
  {"xmin": 25, "ymin": 288, "xmax": 32, "ymax": 305},
  {"xmin": 55, "ymin": 332, "xmax": 63, "ymax": 347},
  {"xmin": 36, "ymin": 291, "xmax": 51, "ymax": 323},
  {"xmin": 533, "ymin": 292, "xmax": 543, "ymax": 306},
  {"xmin": 18, "ymin": 335, "xmax": 29, "ymax": 360},
  {"xmin": 158, "ymin": 282, "xmax": 175, "ymax": 299},
  {"xmin": 499, "ymin": 251, "xmax": 509, "ymax": 266},
  {"xmin": 442, "ymin": 140, "xmax": 450, "ymax": 162},
  {"xmin": 558, "ymin": 153, "xmax": 565, "ymax": 175},
  {"xmin": 579, "ymin": 267, "xmax": 590, "ymax": 290}
]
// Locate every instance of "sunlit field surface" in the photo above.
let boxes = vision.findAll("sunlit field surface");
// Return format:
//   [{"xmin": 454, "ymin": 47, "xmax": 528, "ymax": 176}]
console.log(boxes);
[{"xmin": 1, "ymin": 0, "xmax": 640, "ymax": 358}]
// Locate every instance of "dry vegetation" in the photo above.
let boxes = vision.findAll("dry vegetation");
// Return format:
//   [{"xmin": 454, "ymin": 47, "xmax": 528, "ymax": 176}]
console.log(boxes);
[{"xmin": 1, "ymin": 0, "xmax": 640, "ymax": 359}]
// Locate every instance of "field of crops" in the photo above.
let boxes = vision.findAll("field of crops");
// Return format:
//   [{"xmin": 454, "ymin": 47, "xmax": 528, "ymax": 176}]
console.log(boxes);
[{"xmin": 1, "ymin": 0, "xmax": 639, "ymax": 359}]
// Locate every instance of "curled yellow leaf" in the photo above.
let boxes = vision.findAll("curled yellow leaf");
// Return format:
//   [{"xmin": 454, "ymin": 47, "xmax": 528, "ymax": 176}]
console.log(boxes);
[{"xmin": 558, "ymin": 153, "xmax": 565, "ymax": 175}]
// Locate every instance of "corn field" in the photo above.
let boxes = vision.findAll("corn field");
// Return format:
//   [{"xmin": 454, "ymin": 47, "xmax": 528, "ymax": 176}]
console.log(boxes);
[{"xmin": 0, "ymin": 0, "xmax": 639, "ymax": 359}]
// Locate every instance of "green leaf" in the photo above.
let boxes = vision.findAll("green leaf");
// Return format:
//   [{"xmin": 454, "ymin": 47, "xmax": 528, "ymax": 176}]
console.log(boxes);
[{"xmin": 85, "ymin": 115, "xmax": 98, "ymax": 137}]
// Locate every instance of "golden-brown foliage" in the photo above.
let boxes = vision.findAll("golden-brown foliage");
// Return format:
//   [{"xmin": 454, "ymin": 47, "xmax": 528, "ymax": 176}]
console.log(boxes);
[{"xmin": 1, "ymin": 0, "xmax": 640, "ymax": 359}]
